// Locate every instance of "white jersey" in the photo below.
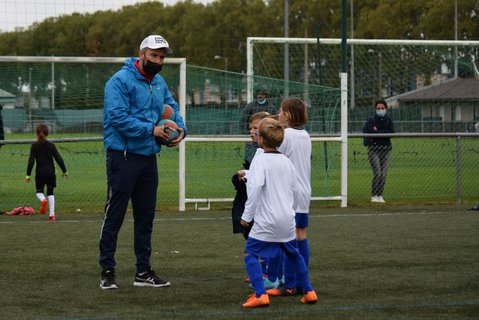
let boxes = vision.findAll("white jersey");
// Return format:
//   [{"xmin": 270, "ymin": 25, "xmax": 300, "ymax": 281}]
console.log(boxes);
[
  {"xmin": 241, "ymin": 152, "xmax": 297, "ymax": 243},
  {"xmin": 279, "ymin": 127, "xmax": 312, "ymax": 213},
  {"xmin": 243, "ymin": 148, "xmax": 264, "ymax": 179}
]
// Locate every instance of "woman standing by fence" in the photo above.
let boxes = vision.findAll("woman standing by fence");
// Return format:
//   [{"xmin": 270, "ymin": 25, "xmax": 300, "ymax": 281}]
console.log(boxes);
[{"xmin": 363, "ymin": 100, "xmax": 395, "ymax": 203}]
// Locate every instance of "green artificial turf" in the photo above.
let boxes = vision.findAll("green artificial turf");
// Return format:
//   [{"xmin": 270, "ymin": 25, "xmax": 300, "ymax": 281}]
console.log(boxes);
[{"xmin": 1, "ymin": 205, "xmax": 478, "ymax": 319}]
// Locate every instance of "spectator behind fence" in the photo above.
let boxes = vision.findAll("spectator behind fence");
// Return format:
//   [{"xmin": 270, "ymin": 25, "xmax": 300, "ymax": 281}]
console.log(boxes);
[
  {"xmin": 239, "ymin": 85, "xmax": 277, "ymax": 169},
  {"xmin": 362, "ymin": 100, "xmax": 395, "ymax": 204},
  {"xmin": 0, "ymin": 105, "xmax": 4, "ymax": 148}
]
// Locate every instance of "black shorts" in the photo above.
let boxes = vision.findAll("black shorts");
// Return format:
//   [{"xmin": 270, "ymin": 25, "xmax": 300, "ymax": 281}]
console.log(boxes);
[{"xmin": 35, "ymin": 175, "xmax": 57, "ymax": 191}]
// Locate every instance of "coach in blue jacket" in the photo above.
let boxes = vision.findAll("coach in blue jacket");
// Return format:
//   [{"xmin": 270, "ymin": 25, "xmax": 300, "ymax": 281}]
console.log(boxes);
[{"xmin": 99, "ymin": 35, "xmax": 187, "ymax": 290}]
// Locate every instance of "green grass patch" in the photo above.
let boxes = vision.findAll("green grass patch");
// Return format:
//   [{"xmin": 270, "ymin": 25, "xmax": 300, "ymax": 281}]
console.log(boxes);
[
  {"xmin": 1, "ymin": 205, "xmax": 478, "ymax": 319},
  {"xmin": 1, "ymin": 134, "xmax": 478, "ymax": 212}
]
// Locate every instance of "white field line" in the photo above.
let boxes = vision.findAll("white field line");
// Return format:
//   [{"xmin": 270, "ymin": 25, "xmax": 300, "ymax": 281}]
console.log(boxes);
[{"xmin": 0, "ymin": 210, "xmax": 463, "ymax": 225}]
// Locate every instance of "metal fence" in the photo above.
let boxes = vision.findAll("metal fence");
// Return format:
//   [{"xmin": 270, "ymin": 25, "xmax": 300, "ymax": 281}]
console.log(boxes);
[
  {"xmin": 347, "ymin": 133, "xmax": 478, "ymax": 205},
  {"xmin": 0, "ymin": 133, "xmax": 477, "ymax": 213}
]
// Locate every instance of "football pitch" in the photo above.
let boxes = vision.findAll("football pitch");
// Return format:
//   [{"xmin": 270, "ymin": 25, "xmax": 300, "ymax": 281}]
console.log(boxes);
[{"xmin": 1, "ymin": 205, "xmax": 478, "ymax": 320}]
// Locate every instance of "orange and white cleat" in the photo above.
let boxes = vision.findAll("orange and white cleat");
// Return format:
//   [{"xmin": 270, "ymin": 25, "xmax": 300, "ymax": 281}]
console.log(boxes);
[
  {"xmin": 300, "ymin": 290, "xmax": 318, "ymax": 304},
  {"xmin": 48, "ymin": 215, "xmax": 56, "ymax": 221},
  {"xmin": 242, "ymin": 293, "xmax": 270, "ymax": 308},
  {"xmin": 39, "ymin": 199, "xmax": 48, "ymax": 214}
]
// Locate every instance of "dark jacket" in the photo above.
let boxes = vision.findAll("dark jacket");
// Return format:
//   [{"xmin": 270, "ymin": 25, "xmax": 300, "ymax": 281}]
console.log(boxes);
[
  {"xmin": 26, "ymin": 141, "xmax": 67, "ymax": 177},
  {"xmin": 0, "ymin": 106, "xmax": 4, "ymax": 147},
  {"xmin": 239, "ymin": 101, "xmax": 277, "ymax": 134},
  {"xmin": 362, "ymin": 113, "xmax": 395, "ymax": 148}
]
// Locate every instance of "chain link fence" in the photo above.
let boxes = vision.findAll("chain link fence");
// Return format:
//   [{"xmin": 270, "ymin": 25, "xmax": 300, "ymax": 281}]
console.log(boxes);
[{"xmin": 0, "ymin": 133, "xmax": 477, "ymax": 213}]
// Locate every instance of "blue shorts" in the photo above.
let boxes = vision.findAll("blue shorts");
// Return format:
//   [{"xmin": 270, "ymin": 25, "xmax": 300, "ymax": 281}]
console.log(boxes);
[
  {"xmin": 245, "ymin": 237, "xmax": 299, "ymax": 258},
  {"xmin": 295, "ymin": 213, "xmax": 309, "ymax": 228}
]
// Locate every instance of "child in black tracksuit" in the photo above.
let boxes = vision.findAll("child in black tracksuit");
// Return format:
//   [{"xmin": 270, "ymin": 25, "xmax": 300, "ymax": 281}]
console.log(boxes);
[{"xmin": 26, "ymin": 124, "xmax": 68, "ymax": 220}]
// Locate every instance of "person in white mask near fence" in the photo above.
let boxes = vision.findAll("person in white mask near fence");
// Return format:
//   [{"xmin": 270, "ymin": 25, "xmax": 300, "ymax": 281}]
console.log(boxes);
[{"xmin": 362, "ymin": 100, "xmax": 395, "ymax": 204}]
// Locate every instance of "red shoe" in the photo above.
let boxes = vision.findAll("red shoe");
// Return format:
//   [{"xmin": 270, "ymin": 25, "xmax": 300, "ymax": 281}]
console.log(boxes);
[
  {"xmin": 48, "ymin": 215, "xmax": 56, "ymax": 221},
  {"xmin": 300, "ymin": 290, "xmax": 318, "ymax": 304},
  {"xmin": 242, "ymin": 293, "xmax": 269, "ymax": 308},
  {"xmin": 39, "ymin": 199, "xmax": 48, "ymax": 214}
]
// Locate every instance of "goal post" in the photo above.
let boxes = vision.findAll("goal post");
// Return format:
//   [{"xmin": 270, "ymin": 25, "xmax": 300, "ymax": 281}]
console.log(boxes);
[
  {"xmin": 246, "ymin": 37, "xmax": 479, "ymax": 209},
  {"xmin": 179, "ymin": 136, "xmax": 345, "ymax": 211},
  {"xmin": 247, "ymin": 37, "xmax": 350, "ymax": 207},
  {"xmin": 0, "ymin": 55, "xmax": 187, "ymax": 211}
]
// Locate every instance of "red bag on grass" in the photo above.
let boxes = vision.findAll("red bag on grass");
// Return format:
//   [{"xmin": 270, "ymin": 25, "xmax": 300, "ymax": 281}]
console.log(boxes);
[{"xmin": 6, "ymin": 206, "xmax": 35, "ymax": 216}]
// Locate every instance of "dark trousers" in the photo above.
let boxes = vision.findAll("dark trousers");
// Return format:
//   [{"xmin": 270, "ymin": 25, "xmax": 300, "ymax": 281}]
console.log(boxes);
[
  {"xmin": 231, "ymin": 173, "xmax": 253, "ymax": 239},
  {"xmin": 99, "ymin": 150, "xmax": 159, "ymax": 274},
  {"xmin": 367, "ymin": 145, "xmax": 391, "ymax": 197}
]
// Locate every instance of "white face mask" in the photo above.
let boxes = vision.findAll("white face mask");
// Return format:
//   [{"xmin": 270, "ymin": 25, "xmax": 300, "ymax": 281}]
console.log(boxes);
[
  {"xmin": 257, "ymin": 99, "xmax": 266, "ymax": 105},
  {"xmin": 376, "ymin": 109, "xmax": 387, "ymax": 117}
]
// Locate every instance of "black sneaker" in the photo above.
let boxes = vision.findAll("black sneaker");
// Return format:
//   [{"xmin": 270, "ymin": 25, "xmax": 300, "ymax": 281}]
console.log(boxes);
[
  {"xmin": 133, "ymin": 270, "xmax": 170, "ymax": 288},
  {"xmin": 100, "ymin": 269, "xmax": 119, "ymax": 290}
]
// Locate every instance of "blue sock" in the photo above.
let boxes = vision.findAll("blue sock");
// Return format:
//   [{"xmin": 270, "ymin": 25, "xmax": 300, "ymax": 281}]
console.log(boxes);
[
  {"xmin": 278, "ymin": 252, "xmax": 284, "ymax": 281},
  {"xmin": 292, "ymin": 253, "xmax": 313, "ymax": 293},
  {"xmin": 244, "ymin": 254, "xmax": 265, "ymax": 297},
  {"xmin": 267, "ymin": 252, "xmax": 283, "ymax": 282},
  {"xmin": 295, "ymin": 255, "xmax": 313, "ymax": 294},
  {"xmin": 283, "ymin": 254, "xmax": 296, "ymax": 289},
  {"xmin": 298, "ymin": 238, "xmax": 310, "ymax": 267},
  {"xmin": 260, "ymin": 257, "xmax": 268, "ymax": 275}
]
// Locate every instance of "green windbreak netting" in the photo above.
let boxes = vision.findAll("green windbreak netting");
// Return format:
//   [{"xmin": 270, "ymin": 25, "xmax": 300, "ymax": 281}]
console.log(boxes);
[{"xmin": 0, "ymin": 59, "xmax": 340, "ymax": 136}]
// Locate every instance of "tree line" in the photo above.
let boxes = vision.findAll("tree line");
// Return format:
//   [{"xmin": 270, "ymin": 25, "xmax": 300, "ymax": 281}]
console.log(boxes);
[{"xmin": 0, "ymin": 0, "xmax": 478, "ymax": 72}]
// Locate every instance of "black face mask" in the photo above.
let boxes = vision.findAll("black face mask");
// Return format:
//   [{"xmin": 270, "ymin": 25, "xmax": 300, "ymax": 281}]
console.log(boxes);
[{"xmin": 143, "ymin": 60, "xmax": 162, "ymax": 76}]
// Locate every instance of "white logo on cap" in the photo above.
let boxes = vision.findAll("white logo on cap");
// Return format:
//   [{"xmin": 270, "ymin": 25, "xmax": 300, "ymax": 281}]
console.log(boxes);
[{"xmin": 155, "ymin": 37, "xmax": 167, "ymax": 45}]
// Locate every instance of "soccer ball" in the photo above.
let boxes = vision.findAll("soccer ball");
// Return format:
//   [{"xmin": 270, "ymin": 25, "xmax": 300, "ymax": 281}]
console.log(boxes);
[
  {"xmin": 156, "ymin": 119, "xmax": 180, "ymax": 145},
  {"xmin": 162, "ymin": 104, "xmax": 175, "ymax": 120}
]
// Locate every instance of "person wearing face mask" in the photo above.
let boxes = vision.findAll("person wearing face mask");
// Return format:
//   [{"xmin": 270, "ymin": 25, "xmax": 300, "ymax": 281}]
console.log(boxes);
[
  {"xmin": 239, "ymin": 85, "xmax": 277, "ymax": 169},
  {"xmin": 99, "ymin": 35, "xmax": 187, "ymax": 290},
  {"xmin": 0, "ymin": 105, "xmax": 4, "ymax": 149},
  {"xmin": 362, "ymin": 100, "xmax": 395, "ymax": 204}
]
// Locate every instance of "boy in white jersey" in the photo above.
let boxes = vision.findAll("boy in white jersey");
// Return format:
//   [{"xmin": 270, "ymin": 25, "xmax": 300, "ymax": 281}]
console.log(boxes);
[
  {"xmin": 240, "ymin": 118, "xmax": 317, "ymax": 308},
  {"xmin": 232, "ymin": 112, "xmax": 270, "ymax": 239},
  {"xmin": 232, "ymin": 112, "xmax": 271, "ymax": 284},
  {"xmin": 237, "ymin": 113, "xmax": 283, "ymax": 289},
  {"xmin": 267, "ymin": 98, "xmax": 312, "ymax": 296}
]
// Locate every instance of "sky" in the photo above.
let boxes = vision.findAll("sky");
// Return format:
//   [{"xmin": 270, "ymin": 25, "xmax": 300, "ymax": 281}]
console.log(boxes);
[{"xmin": 0, "ymin": 0, "xmax": 214, "ymax": 32}]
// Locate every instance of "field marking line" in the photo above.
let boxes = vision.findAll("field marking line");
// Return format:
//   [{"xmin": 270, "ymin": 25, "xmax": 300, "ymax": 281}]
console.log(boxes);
[
  {"xmin": 70, "ymin": 299, "xmax": 479, "ymax": 318},
  {"xmin": 0, "ymin": 210, "xmax": 470, "ymax": 225},
  {"xmin": 314, "ymin": 211, "xmax": 453, "ymax": 218}
]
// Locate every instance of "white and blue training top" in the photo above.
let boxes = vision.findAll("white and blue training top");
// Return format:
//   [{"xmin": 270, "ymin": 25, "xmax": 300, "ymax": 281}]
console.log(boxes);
[
  {"xmin": 279, "ymin": 127, "xmax": 312, "ymax": 214},
  {"xmin": 241, "ymin": 151, "xmax": 298, "ymax": 243}
]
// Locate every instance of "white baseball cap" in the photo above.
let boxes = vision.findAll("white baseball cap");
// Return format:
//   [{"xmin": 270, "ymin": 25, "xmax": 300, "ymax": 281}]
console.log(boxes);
[{"xmin": 140, "ymin": 35, "xmax": 172, "ymax": 54}]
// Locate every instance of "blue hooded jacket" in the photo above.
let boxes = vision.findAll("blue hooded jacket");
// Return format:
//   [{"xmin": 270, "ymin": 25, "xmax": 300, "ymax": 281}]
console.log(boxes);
[{"xmin": 103, "ymin": 57, "xmax": 187, "ymax": 156}]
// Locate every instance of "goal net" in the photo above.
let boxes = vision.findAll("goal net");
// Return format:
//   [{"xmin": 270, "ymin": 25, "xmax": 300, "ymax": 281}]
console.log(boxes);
[
  {"xmin": 0, "ymin": 55, "xmax": 342, "ymax": 212},
  {"xmin": 248, "ymin": 37, "xmax": 479, "ymax": 132}
]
